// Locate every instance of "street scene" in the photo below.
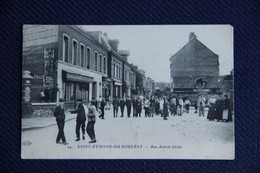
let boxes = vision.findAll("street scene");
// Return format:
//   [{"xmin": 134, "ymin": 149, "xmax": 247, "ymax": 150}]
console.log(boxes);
[
  {"xmin": 21, "ymin": 25, "xmax": 234, "ymax": 159},
  {"xmin": 22, "ymin": 107, "xmax": 233, "ymax": 159}
]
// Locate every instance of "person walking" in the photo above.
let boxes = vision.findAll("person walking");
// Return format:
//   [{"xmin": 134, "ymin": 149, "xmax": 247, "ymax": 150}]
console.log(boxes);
[
  {"xmin": 71, "ymin": 99, "xmax": 87, "ymax": 141},
  {"xmin": 179, "ymin": 97, "xmax": 184, "ymax": 114},
  {"xmin": 194, "ymin": 97, "xmax": 198, "ymax": 113},
  {"xmin": 136, "ymin": 98, "xmax": 142, "ymax": 117},
  {"xmin": 150, "ymin": 96, "xmax": 155, "ymax": 117},
  {"xmin": 113, "ymin": 97, "xmax": 119, "ymax": 118},
  {"xmin": 169, "ymin": 97, "xmax": 175, "ymax": 115},
  {"xmin": 198, "ymin": 95, "xmax": 206, "ymax": 117},
  {"xmin": 176, "ymin": 96, "xmax": 182, "ymax": 116},
  {"xmin": 119, "ymin": 97, "xmax": 125, "ymax": 117},
  {"xmin": 215, "ymin": 95, "xmax": 224, "ymax": 121},
  {"xmin": 87, "ymin": 101, "xmax": 97, "ymax": 143},
  {"xmin": 155, "ymin": 97, "xmax": 160, "ymax": 115},
  {"xmin": 99, "ymin": 98, "xmax": 106, "ymax": 119},
  {"xmin": 159, "ymin": 97, "xmax": 164, "ymax": 117},
  {"xmin": 132, "ymin": 97, "xmax": 138, "ymax": 117},
  {"xmin": 163, "ymin": 97, "xmax": 169, "ymax": 120},
  {"xmin": 207, "ymin": 95, "xmax": 217, "ymax": 121},
  {"xmin": 144, "ymin": 97, "xmax": 150, "ymax": 117},
  {"xmin": 126, "ymin": 97, "xmax": 132, "ymax": 118},
  {"xmin": 184, "ymin": 97, "xmax": 191, "ymax": 113},
  {"xmin": 53, "ymin": 98, "xmax": 68, "ymax": 145}
]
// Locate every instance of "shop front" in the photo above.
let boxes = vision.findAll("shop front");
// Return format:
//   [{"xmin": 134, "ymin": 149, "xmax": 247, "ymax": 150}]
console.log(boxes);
[
  {"xmin": 62, "ymin": 71, "xmax": 93, "ymax": 109},
  {"xmin": 112, "ymin": 81, "xmax": 122, "ymax": 99}
]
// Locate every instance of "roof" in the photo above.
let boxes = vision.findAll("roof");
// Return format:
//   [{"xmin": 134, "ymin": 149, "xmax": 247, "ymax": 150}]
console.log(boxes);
[{"xmin": 170, "ymin": 37, "xmax": 218, "ymax": 62}]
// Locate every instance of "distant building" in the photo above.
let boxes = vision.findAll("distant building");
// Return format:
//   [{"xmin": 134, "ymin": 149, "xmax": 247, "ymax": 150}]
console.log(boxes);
[
  {"xmin": 154, "ymin": 82, "xmax": 171, "ymax": 91},
  {"xmin": 119, "ymin": 50, "xmax": 132, "ymax": 98},
  {"xmin": 145, "ymin": 77, "xmax": 154, "ymax": 97},
  {"xmin": 169, "ymin": 32, "xmax": 222, "ymax": 96}
]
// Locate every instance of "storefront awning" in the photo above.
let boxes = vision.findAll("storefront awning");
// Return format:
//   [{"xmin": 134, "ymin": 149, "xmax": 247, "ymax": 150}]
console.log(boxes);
[{"xmin": 62, "ymin": 71, "xmax": 94, "ymax": 83}]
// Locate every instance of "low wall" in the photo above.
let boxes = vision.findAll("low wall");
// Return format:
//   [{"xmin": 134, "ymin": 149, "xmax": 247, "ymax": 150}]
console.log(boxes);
[{"xmin": 22, "ymin": 103, "xmax": 57, "ymax": 118}]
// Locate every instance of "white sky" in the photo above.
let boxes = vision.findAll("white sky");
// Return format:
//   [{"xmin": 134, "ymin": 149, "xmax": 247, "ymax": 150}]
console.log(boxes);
[{"xmin": 81, "ymin": 25, "xmax": 233, "ymax": 82}]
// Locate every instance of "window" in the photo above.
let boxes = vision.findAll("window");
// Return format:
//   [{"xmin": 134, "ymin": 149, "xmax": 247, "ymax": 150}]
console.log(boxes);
[
  {"xmin": 72, "ymin": 39, "xmax": 78, "ymax": 65},
  {"xmin": 124, "ymin": 70, "xmax": 127, "ymax": 81},
  {"xmin": 95, "ymin": 52, "xmax": 98, "ymax": 71},
  {"xmin": 103, "ymin": 57, "xmax": 106, "ymax": 74},
  {"xmin": 119, "ymin": 66, "xmax": 121, "ymax": 79},
  {"xmin": 113, "ymin": 63, "xmax": 116, "ymax": 77},
  {"xmin": 99, "ymin": 54, "xmax": 102, "ymax": 72},
  {"xmin": 86, "ymin": 47, "xmax": 90, "ymax": 69},
  {"xmin": 116, "ymin": 65, "xmax": 119, "ymax": 78},
  {"xmin": 63, "ymin": 34, "xmax": 69, "ymax": 62},
  {"xmin": 80, "ymin": 44, "xmax": 85, "ymax": 67}
]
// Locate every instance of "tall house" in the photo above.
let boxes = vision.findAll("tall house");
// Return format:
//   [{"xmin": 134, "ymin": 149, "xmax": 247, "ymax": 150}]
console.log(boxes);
[
  {"xmin": 22, "ymin": 25, "xmax": 108, "ymax": 109},
  {"xmin": 169, "ymin": 32, "xmax": 220, "ymax": 95}
]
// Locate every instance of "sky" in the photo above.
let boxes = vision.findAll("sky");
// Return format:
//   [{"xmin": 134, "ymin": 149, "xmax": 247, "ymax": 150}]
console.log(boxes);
[{"xmin": 81, "ymin": 25, "xmax": 233, "ymax": 82}]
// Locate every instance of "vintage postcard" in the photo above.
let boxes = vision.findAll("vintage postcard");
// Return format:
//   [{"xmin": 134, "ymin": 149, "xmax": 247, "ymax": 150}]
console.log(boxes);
[{"xmin": 21, "ymin": 25, "xmax": 234, "ymax": 159}]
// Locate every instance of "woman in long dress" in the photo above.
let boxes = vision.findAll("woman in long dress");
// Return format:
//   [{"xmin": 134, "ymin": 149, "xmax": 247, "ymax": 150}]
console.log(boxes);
[
  {"xmin": 222, "ymin": 95, "xmax": 232, "ymax": 122},
  {"xmin": 207, "ymin": 95, "xmax": 217, "ymax": 121},
  {"xmin": 215, "ymin": 95, "xmax": 224, "ymax": 121}
]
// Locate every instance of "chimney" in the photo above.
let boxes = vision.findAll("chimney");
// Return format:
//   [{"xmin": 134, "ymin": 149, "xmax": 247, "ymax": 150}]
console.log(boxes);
[
  {"xmin": 189, "ymin": 32, "xmax": 196, "ymax": 41},
  {"xmin": 119, "ymin": 50, "xmax": 130, "ymax": 62},
  {"xmin": 87, "ymin": 31, "xmax": 102, "ymax": 43},
  {"xmin": 109, "ymin": 39, "xmax": 119, "ymax": 52}
]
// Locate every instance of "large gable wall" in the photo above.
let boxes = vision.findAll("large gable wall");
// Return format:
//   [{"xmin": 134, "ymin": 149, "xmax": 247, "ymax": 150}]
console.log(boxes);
[{"xmin": 170, "ymin": 38, "xmax": 219, "ymax": 77}]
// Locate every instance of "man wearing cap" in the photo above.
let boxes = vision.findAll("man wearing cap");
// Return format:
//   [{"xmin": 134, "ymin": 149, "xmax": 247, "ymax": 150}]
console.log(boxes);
[
  {"xmin": 53, "ymin": 98, "xmax": 68, "ymax": 145},
  {"xmin": 72, "ymin": 99, "xmax": 87, "ymax": 141}
]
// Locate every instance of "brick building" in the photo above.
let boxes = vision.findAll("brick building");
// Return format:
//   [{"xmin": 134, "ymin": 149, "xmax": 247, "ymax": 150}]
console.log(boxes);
[
  {"xmin": 23, "ymin": 25, "xmax": 108, "ymax": 109},
  {"xmin": 169, "ymin": 32, "xmax": 221, "ymax": 96},
  {"xmin": 22, "ymin": 25, "xmax": 155, "ymax": 111}
]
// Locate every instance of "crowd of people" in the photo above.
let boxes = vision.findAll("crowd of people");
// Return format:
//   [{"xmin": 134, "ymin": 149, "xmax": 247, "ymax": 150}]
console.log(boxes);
[{"xmin": 53, "ymin": 94, "xmax": 232, "ymax": 145}]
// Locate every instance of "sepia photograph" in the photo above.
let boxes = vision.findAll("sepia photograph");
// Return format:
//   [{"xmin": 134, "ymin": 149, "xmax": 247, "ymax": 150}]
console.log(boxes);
[{"xmin": 21, "ymin": 25, "xmax": 234, "ymax": 159}]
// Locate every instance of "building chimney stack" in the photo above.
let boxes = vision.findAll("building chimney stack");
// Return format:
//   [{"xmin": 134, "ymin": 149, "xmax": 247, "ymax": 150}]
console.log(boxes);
[
  {"xmin": 109, "ymin": 39, "xmax": 119, "ymax": 52},
  {"xmin": 119, "ymin": 50, "xmax": 130, "ymax": 62},
  {"xmin": 189, "ymin": 32, "xmax": 196, "ymax": 41}
]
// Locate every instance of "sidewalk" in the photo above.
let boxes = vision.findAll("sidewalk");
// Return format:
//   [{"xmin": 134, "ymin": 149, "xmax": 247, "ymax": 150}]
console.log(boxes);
[{"xmin": 22, "ymin": 111, "xmax": 76, "ymax": 131}]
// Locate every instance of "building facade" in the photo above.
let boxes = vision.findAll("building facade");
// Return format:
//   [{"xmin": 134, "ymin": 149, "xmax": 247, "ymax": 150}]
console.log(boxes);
[
  {"xmin": 169, "ymin": 32, "xmax": 220, "ymax": 96},
  {"xmin": 23, "ymin": 25, "xmax": 108, "ymax": 109},
  {"xmin": 144, "ymin": 77, "xmax": 154, "ymax": 97},
  {"xmin": 22, "ymin": 25, "xmax": 155, "ymax": 109}
]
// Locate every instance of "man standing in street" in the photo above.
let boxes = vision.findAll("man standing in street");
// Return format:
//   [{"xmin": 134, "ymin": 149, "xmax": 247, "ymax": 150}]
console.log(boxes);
[
  {"xmin": 53, "ymin": 98, "xmax": 68, "ymax": 145},
  {"xmin": 113, "ymin": 97, "xmax": 119, "ymax": 118},
  {"xmin": 198, "ymin": 95, "xmax": 206, "ymax": 116},
  {"xmin": 120, "ymin": 97, "xmax": 125, "ymax": 117},
  {"xmin": 163, "ymin": 96, "xmax": 169, "ymax": 120},
  {"xmin": 126, "ymin": 97, "xmax": 132, "ymax": 118},
  {"xmin": 150, "ymin": 96, "xmax": 155, "ymax": 117},
  {"xmin": 132, "ymin": 97, "xmax": 138, "ymax": 117},
  {"xmin": 71, "ymin": 99, "xmax": 87, "ymax": 141},
  {"xmin": 99, "ymin": 98, "xmax": 106, "ymax": 119},
  {"xmin": 136, "ymin": 97, "xmax": 142, "ymax": 117},
  {"xmin": 87, "ymin": 101, "xmax": 97, "ymax": 143}
]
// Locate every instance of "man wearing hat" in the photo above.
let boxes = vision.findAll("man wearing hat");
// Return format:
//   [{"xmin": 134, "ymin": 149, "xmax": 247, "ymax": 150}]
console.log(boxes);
[
  {"xmin": 53, "ymin": 98, "xmax": 68, "ymax": 145},
  {"xmin": 72, "ymin": 98, "xmax": 87, "ymax": 141}
]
